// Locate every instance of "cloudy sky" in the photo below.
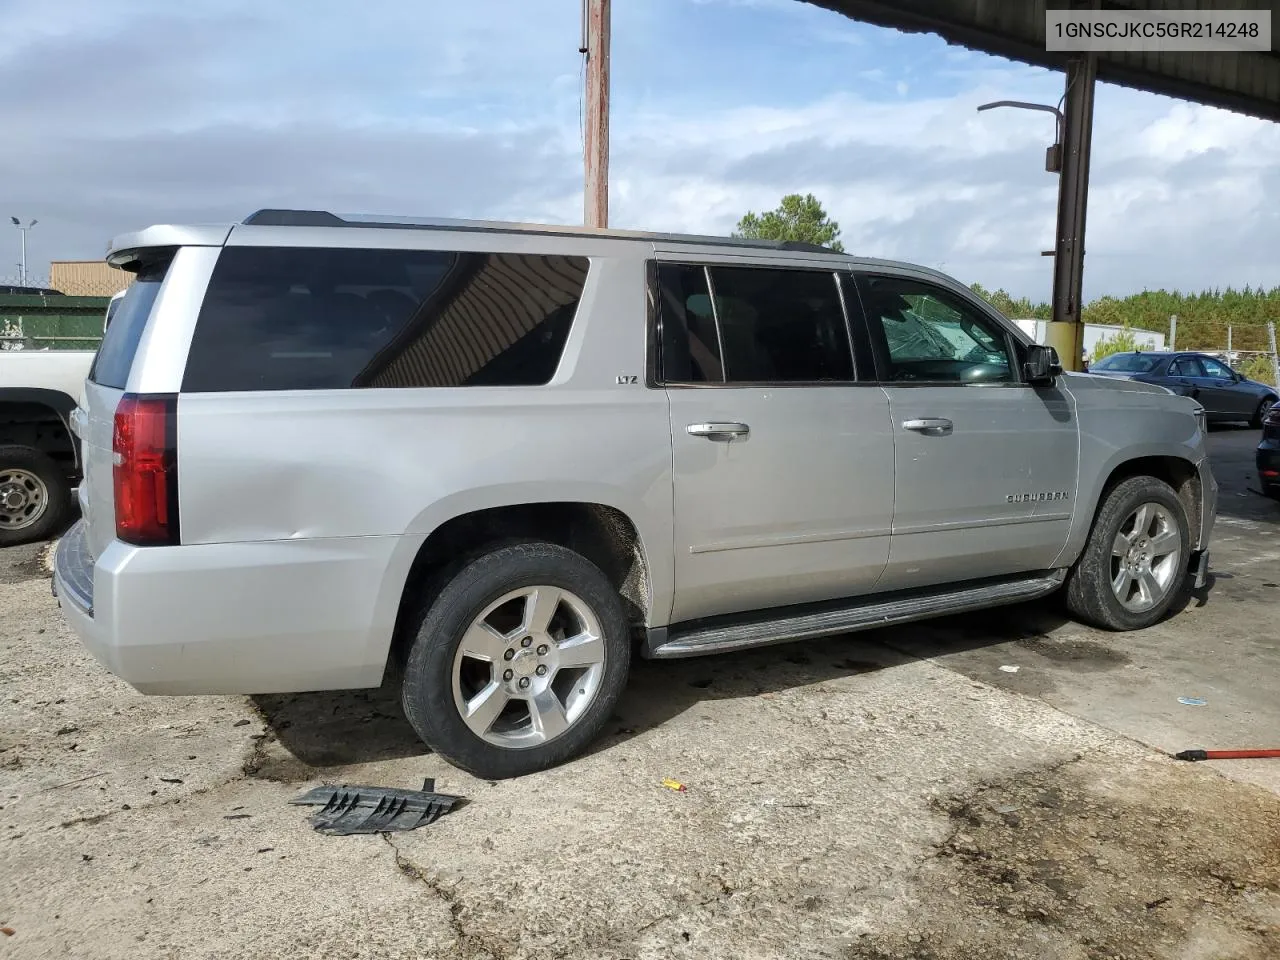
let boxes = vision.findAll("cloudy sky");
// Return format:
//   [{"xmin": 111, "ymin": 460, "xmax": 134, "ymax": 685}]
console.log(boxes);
[{"xmin": 3, "ymin": 0, "xmax": 1277, "ymax": 300}]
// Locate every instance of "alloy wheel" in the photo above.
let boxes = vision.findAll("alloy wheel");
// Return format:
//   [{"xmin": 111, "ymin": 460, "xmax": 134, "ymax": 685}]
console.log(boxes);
[
  {"xmin": 1109, "ymin": 502, "xmax": 1181, "ymax": 613},
  {"xmin": 451, "ymin": 585, "xmax": 607, "ymax": 749}
]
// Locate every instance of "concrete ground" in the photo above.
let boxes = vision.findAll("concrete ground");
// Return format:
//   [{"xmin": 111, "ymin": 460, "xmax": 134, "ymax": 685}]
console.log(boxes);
[{"xmin": 1, "ymin": 428, "xmax": 1278, "ymax": 959}]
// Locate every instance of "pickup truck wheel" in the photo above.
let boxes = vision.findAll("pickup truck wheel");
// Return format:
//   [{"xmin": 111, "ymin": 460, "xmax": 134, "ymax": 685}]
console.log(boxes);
[
  {"xmin": 401, "ymin": 541, "xmax": 631, "ymax": 779},
  {"xmin": 0, "ymin": 445, "xmax": 71, "ymax": 546},
  {"xmin": 1065, "ymin": 475, "xmax": 1189, "ymax": 631}
]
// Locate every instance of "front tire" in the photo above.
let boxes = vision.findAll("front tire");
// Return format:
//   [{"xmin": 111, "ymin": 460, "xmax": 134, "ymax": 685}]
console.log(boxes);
[
  {"xmin": 1250, "ymin": 397, "xmax": 1276, "ymax": 429},
  {"xmin": 401, "ymin": 541, "xmax": 631, "ymax": 779},
  {"xmin": 1065, "ymin": 475, "xmax": 1190, "ymax": 631},
  {"xmin": 0, "ymin": 445, "xmax": 71, "ymax": 546}
]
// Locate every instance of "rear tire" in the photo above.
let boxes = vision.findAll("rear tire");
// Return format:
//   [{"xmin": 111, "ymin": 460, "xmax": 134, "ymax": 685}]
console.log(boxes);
[
  {"xmin": 401, "ymin": 541, "xmax": 631, "ymax": 779},
  {"xmin": 1064, "ymin": 475, "xmax": 1190, "ymax": 631},
  {"xmin": 1250, "ymin": 397, "xmax": 1276, "ymax": 429},
  {"xmin": 0, "ymin": 445, "xmax": 71, "ymax": 546}
]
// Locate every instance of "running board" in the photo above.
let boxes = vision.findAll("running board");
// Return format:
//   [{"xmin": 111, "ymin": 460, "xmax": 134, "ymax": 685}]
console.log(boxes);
[{"xmin": 647, "ymin": 570, "xmax": 1067, "ymax": 659}]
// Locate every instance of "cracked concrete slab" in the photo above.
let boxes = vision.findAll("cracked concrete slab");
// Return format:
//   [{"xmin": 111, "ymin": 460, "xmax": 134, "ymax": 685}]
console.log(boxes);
[{"xmin": 1, "ymin": 429, "xmax": 1277, "ymax": 959}]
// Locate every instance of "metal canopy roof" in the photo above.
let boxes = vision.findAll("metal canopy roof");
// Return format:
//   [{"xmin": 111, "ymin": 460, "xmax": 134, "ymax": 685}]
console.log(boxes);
[{"xmin": 807, "ymin": 0, "xmax": 1280, "ymax": 121}]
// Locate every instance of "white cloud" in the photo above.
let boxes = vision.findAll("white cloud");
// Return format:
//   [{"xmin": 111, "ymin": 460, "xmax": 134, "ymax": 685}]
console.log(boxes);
[{"xmin": 1, "ymin": 0, "xmax": 1275, "ymax": 302}]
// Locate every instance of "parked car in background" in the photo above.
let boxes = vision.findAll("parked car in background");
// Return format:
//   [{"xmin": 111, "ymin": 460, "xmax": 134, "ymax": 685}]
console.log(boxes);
[
  {"xmin": 0, "ymin": 285, "xmax": 63, "ymax": 296},
  {"xmin": 1088, "ymin": 351, "xmax": 1277, "ymax": 427},
  {"xmin": 54, "ymin": 210, "xmax": 1215, "ymax": 779},
  {"xmin": 1259, "ymin": 404, "xmax": 1280, "ymax": 499}
]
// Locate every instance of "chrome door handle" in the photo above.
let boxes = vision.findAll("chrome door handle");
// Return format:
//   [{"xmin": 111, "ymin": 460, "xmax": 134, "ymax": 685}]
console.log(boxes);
[
  {"xmin": 687, "ymin": 422, "xmax": 750, "ymax": 442},
  {"xmin": 902, "ymin": 417, "xmax": 953, "ymax": 433}
]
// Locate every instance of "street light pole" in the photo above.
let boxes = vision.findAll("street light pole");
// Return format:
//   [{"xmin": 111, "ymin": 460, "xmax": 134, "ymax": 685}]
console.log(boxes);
[
  {"xmin": 975, "ymin": 100, "xmax": 1064, "ymax": 173},
  {"xmin": 9, "ymin": 217, "xmax": 37, "ymax": 288},
  {"xmin": 977, "ymin": 78, "xmax": 1098, "ymax": 374}
]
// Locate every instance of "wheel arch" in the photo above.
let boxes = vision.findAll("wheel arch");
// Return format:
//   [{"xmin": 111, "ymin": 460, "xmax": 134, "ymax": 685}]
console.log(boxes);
[
  {"xmin": 1098, "ymin": 455, "xmax": 1202, "ymax": 537},
  {"xmin": 0, "ymin": 387, "xmax": 81, "ymax": 472},
  {"xmin": 383, "ymin": 500, "xmax": 655, "ymax": 676},
  {"xmin": 1058, "ymin": 449, "xmax": 1203, "ymax": 569}
]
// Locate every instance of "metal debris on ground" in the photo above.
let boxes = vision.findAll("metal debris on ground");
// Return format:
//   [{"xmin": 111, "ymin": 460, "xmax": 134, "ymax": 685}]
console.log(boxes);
[
  {"xmin": 999, "ymin": 665, "xmax": 1020, "ymax": 674},
  {"xmin": 660, "ymin": 778, "xmax": 688, "ymax": 793},
  {"xmin": 290, "ymin": 778, "xmax": 464, "ymax": 835},
  {"xmin": 1177, "ymin": 697, "xmax": 1208, "ymax": 706}
]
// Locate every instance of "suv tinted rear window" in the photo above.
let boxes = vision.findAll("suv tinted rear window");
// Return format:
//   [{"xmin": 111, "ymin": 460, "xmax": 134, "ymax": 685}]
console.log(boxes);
[
  {"xmin": 182, "ymin": 247, "xmax": 589, "ymax": 392},
  {"xmin": 88, "ymin": 262, "xmax": 169, "ymax": 389},
  {"xmin": 657, "ymin": 263, "xmax": 853, "ymax": 384}
]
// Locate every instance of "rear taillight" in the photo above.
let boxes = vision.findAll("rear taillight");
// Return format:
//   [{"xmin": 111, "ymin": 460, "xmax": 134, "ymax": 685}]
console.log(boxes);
[
  {"xmin": 1265, "ymin": 404, "xmax": 1280, "ymax": 426},
  {"xmin": 113, "ymin": 393, "xmax": 179, "ymax": 546}
]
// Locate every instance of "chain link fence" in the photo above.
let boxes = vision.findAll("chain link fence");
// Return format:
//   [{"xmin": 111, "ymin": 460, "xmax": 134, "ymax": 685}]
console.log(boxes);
[{"xmin": 0, "ymin": 276, "xmax": 109, "ymax": 351}]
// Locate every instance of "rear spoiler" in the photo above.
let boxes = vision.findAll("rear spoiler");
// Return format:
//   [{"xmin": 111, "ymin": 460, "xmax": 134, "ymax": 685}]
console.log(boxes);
[{"xmin": 106, "ymin": 224, "xmax": 234, "ymax": 271}]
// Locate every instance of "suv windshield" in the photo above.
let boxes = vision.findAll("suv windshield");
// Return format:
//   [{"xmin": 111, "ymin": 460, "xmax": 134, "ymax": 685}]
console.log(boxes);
[{"xmin": 1091, "ymin": 353, "xmax": 1160, "ymax": 373}]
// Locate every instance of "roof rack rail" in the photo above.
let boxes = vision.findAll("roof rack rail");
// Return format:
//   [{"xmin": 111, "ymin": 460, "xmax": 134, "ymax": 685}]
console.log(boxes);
[{"xmin": 240, "ymin": 209, "xmax": 842, "ymax": 255}]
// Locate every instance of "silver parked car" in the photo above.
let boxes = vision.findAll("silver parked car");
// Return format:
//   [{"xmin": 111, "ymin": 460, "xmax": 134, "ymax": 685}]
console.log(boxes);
[{"xmin": 54, "ymin": 210, "xmax": 1217, "ymax": 778}]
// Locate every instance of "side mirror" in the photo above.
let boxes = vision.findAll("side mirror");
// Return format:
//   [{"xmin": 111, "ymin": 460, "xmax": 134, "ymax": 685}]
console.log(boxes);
[{"xmin": 1023, "ymin": 343, "xmax": 1062, "ymax": 384}]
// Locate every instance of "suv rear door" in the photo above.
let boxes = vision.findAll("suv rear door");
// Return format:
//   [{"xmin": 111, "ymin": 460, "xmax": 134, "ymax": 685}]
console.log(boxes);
[
  {"xmin": 657, "ymin": 257, "xmax": 895, "ymax": 624},
  {"xmin": 850, "ymin": 271, "xmax": 1079, "ymax": 590}
]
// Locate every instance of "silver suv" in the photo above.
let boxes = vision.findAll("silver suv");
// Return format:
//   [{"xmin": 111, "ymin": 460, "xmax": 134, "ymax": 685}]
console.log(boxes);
[{"xmin": 54, "ymin": 210, "xmax": 1216, "ymax": 779}]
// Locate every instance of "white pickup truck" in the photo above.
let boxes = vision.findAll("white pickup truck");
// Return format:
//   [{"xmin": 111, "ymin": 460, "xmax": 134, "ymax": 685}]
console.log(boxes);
[{"xmin": 0, "ymin": 292, "xmax": 118, "ymax": 544}]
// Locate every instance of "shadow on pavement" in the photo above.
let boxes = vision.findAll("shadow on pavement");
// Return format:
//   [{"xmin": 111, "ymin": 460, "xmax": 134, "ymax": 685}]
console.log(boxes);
[
  {"xmin": 0, "ymin": 494, "xmax": 80, "ymax": 585},
  {"xmin": 251, "ymin": 597, "xmax": 1086, "ymax": 773},
  {"xmin": 251, "ymin": 576, "xmax": 1220, "ymax": 773},
  {"xmin": 251, "ymin": 684, "xmax": 428, "ymax": 769},
  {"xmin": 251, "ymin": 430, "xmax": 1261, "ymax": 773}
]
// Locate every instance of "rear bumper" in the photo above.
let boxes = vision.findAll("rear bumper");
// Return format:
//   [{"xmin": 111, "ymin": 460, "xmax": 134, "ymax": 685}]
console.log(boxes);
[
  {"xmin": 1258, "ymin": 442, "xmax": 1280, "ymax": 495},
  {"xmin": 53, "ymin": 519, "xmax": 412, "ymax": 695}
]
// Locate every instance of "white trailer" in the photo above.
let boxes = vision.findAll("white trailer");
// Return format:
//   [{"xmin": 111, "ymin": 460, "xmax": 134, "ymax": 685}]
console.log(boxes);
[{"xmin": 1011, "ymin": 319, "xmax": 1166, "ymax": 361}]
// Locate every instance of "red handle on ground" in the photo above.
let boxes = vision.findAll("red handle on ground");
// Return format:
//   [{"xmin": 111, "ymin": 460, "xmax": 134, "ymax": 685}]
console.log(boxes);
[{"xmin": 1175, "ymin": 749, "xmax": 1280, "ymax": 761}]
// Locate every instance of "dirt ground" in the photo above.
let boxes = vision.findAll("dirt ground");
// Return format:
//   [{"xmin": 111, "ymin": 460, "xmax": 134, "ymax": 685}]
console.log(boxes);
[{"xmin": 1, "ymin": 428, "xmax": 1278, "ymax": 959}]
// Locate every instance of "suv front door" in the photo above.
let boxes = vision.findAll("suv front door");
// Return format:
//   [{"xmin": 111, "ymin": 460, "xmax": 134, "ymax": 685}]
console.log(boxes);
[
  {"xmin": 657, "ymin": 259, "xmax": 895, "ymax": 624},
  {"xmin": 850, "ymin": 272, "xmax": 1079, "ymax": 591}
]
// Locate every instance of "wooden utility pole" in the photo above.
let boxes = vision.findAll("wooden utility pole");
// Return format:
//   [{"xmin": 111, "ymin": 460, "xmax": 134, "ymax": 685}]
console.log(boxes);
[
  {"xmin": 583, "ymin": 0, "xmax": 611, "ymax": 228},
  {"xmin": 1046, "ymin": 52, "xmax": 1097, "ymax": 372}
]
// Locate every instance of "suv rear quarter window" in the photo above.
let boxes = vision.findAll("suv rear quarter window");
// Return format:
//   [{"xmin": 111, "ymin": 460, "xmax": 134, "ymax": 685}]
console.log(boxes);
[
  {"xmin": 88, "ymin": 261, "xmax": 170, "ymax": 389},
  {"xmin": 181, "ymin": 247, "xmax": 589, "ymax": 392}
]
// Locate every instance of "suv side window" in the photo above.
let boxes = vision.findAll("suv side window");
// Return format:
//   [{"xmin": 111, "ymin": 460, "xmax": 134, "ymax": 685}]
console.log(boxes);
[
  {"xmin": 656, "ymin": 264, "xmax": 724, "ymax": 384},
  {"xmin": 707, "ymin": 266, "xmax": 853, "ymax": 383},
  {"xmin": 182, "ymin": 247, "xmax": 588, "ymax": 392},
  {"xmin": 656, "ymin": 264, "xmax": 853, "ymax": 384},
  {"xmin": 856, "ymin": 273, "xmax": 1015, "ymax": 384}
]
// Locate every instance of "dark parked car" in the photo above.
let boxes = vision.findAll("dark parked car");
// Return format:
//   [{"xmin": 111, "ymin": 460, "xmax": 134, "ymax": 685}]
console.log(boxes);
[
  {"xmin": 1089, "ymin": 351, "xmax": 1277, "ymax": 427},
  {"xmin": 0, "ymin": 284, "xmax": 62, "ymax": 296},
  {"xmin": 1259, "ymin": 404, "xmax": 1280, "ymax": 499}
]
